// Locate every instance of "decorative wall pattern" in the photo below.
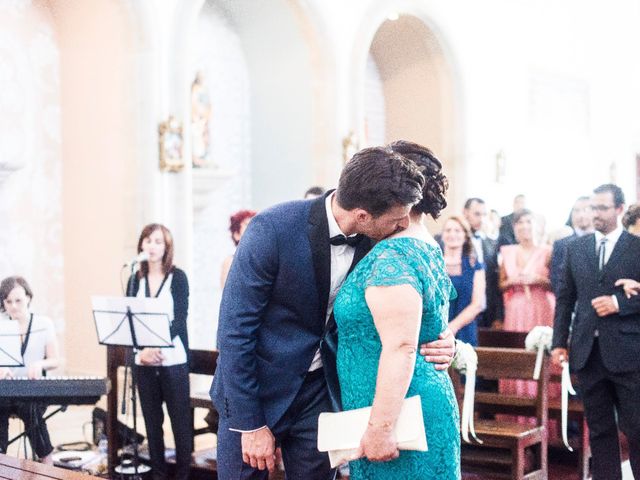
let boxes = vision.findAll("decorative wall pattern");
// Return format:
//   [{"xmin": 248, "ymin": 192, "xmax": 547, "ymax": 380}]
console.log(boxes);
[
  {"xmin": 0, "ymin": 2, "xmax": 64, "ymax": 332},
  {"xmin": 189, "ymin": 2, "xmax": 252, "ymax": 349}
]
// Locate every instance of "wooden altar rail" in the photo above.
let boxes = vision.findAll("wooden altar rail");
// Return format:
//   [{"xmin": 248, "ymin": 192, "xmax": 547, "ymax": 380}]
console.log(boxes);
[
  {"xmin": 106, "ymin": 346, "xmax": 219, "ymax": 478},
  {"xmin": 0, "ymin": 453, "xmax": 102, "ymax": 480}
]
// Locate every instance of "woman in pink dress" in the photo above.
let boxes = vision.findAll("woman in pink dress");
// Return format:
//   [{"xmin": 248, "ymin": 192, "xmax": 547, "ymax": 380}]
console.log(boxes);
[
  {"xmin": 499, "ymin": 209, "xmax": 554, "ymax": 333},
  {"xmin": 498, "ymin": 209, "xmax": 559, "ymax": 437}
]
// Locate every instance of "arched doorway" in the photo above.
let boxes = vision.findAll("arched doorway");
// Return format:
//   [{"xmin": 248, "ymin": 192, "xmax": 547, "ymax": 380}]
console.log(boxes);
[{"xmin": 353, "ymin": 8, "xmax": 462, "ymax": 220}]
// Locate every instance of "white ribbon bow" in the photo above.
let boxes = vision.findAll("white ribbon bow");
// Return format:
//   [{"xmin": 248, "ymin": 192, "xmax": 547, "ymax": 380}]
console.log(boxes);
[
  {"xmin": 451, "ymin": 340, "xmax": 482, "ymax": 444},
  {"xmin": 560, "ymin": 361, "xmax": 577, "ymax": 451},
  {"xmin": 525, "ymin": 326, "xmax": 576, "ymax": 451},
  {"xmin": 524, "ymin": 326, "xmax": 553, "ymax": 380}
]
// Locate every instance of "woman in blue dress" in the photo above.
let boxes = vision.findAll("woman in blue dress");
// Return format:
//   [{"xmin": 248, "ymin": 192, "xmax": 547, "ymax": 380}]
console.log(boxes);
[
  {"xmin": 441, "ymin": 215, "xmax": 486, "ymax": 346},
  {"xmin": 334, "ymin": 141, "xmax": 460, "ymax": 480}
]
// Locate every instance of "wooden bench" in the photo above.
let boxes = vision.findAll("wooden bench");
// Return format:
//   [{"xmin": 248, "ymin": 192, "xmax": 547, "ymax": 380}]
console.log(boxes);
[
  {"xmin": 452, "ymin": 347, "xmax": 549, "ymax": 480},
  {"xmin": 477, "ymin": 328, "xmax": 590, "ymax": 480}
]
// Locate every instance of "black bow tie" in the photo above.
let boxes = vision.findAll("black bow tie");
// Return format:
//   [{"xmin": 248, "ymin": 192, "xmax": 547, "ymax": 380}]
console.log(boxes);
[{"xmin": 329, "ymin": 234, "xmax": 363, "ymax": 247}]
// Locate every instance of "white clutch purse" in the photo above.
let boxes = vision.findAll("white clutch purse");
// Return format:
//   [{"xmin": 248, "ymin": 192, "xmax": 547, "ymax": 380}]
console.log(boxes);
[{"xmin": 317, "ymin": 395, "xmax": 428, "ymax": 468}]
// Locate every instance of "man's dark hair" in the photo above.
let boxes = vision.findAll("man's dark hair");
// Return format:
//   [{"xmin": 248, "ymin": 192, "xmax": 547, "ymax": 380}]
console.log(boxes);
[
  {"xmin": 388, "ymin": 140, "xmax": 448, "ymax": 219},
  {"xmin": 336, "ymin": 146, "xmax": 424, "ymax": 217},
  {"xmin": 464, "ymin": 197, "xmax": 485, "ymax": 210},
  {"xmin": 512, "ymin": 208, "xmax": 533, "ymax": 225},
  {"xmin": 593, "ymin": 184, "xmax": 625, "ymax": 207},
  {"xmin": 565, "ymin": 195, "xmax": 591, "ymax": 227},
  {"xmin": 304, "ymin": 186, "xmax": 325, "ymax": 198}
]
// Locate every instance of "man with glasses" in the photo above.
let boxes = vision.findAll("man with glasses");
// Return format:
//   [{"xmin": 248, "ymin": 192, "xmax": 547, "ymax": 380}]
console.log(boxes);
[{"xmin": 551, "ymin": 184, "xmax": 640, "ymax": 479}]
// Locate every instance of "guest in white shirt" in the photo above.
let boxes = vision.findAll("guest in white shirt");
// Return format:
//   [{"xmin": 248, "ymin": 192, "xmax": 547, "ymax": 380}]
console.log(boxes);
[{"xmin": 0, "ymin": 276, "xmax": 60, "ymax": 464}]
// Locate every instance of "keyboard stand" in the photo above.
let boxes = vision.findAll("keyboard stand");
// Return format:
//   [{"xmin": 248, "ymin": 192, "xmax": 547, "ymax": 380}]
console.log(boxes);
[{"xmin": 6, "ymin": 405, "xmax": 67, "ymax": 455}]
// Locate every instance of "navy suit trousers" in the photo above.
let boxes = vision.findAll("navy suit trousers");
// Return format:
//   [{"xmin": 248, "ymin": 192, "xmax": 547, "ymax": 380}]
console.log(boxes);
[
  {"xmin": 577, "ymin": 339, "xmax": 640, "ymax": 480},
  {"xmin": 216, "ymin": 369, "xmax": 335, "ymax": 480}
]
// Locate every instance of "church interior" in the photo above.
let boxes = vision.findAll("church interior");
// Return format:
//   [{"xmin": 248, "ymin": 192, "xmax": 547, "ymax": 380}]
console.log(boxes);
[{"xmin": 1, "ymin": 0, "xmax": 640, "ymax": 478}]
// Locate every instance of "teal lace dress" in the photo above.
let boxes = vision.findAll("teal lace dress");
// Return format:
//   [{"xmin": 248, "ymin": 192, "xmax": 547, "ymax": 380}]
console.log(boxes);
[{"xmin": 334, "ymin": 237, "xmax": 461, "ymax": 480}]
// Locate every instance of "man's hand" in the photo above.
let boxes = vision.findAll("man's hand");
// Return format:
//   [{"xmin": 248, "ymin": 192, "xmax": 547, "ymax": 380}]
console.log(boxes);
[
  {"xmin": 551, "ymin": 347, "xmax": 568, "ymax": 369},
  {"xmin": 241, "ymin": 427, "xmax": 276, "ymax": 472},
  {"xmin": 419, "ymin": 328, "xmax": 455, "ymax": 370},
  {"xmin": 591, "ymin": 295, "xmax": 619, "ymax": 317}
]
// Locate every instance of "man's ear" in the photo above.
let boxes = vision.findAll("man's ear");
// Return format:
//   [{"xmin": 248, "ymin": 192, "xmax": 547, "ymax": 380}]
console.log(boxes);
[{"xmin": 354, "ymin": 208, "xmax": 372, "ymax": 225}]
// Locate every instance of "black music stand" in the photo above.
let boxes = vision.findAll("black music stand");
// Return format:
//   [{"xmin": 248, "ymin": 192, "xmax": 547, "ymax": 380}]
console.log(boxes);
[
  {"xmin": 0, "ymin": 320, "xmax": 46, "ymax": 459},
  {"xmin": 0, "ymin": 320, "xmax": 23, "ymax": 368},
  {"xmin": 92, "ymin": 296, "xmax": 172, "ymax": 479}
]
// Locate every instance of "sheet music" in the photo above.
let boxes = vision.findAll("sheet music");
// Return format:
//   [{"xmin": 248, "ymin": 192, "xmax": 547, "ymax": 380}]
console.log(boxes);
[
  {"xmin": 0, "ymin": 320, "xmax": 23, "ymax": 367},
  {"xmin": 91, "ymin": 296, "xmax": 173, "ymax": 348}
]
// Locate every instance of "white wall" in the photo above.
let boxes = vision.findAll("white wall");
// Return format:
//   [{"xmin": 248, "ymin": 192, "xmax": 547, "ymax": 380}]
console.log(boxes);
[{"xmin": 0, "ymin": 2, "xmax": 64, "ymax": 340}]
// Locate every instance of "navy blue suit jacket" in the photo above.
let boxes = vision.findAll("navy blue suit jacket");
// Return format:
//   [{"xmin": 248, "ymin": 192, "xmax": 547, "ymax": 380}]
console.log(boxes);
[
  {"xmin": 552, "ymin": 231, "xmax": 640, "ymax": 372},
  {"xmin": 550, "ymin": 233, "xmax": 578, "ymax": 297},
  {"xmin": 210, "ymin": 194, "xmax": 371, "ymax": 431}
]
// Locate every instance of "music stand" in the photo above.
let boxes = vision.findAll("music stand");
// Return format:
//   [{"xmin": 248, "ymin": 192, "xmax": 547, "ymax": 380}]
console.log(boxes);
[
  {"xmin": 0, "ymin": 321, "xmax": 23, "ymax": 368},
  {"xmin": 92, "ymin": 296, "xmax": 173, "ymax": 479}
]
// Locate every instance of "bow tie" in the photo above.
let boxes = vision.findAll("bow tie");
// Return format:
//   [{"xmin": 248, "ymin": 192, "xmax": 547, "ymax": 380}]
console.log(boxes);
[{"xmin": 329, "ymin": 234, "xmax": 363, "ymax": 247}]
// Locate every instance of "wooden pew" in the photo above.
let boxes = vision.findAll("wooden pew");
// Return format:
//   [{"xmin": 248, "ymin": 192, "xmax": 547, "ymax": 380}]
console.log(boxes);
[
  {"xmin": 106, "ymin": 346, "xmax": 220, "ymax": 479},
  {"xmin": 477, "ymin": 328, "xmax": 590, "ymax": 480},
  {"xmin": 452, "ymin": 347, "xmax": 549, "ymax": 480}
]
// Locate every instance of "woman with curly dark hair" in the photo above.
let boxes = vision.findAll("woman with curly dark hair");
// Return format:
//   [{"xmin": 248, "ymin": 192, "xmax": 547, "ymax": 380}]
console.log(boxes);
[{"xmin": 333, "ymin": 141, "xmax": 460, "ymax": 479}]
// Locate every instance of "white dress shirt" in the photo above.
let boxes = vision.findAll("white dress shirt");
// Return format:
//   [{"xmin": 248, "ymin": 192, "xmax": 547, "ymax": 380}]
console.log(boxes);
[
  {"xmin": 471, "ymin": 230, "xmax": 485, "ymax": 264},
  {"xmin": 594, "ymin": 225, "xmax": 624, "ymax": 267},
  {"xmin": 308, "ymin": 193, "xmax": 357, "ymax": 371},
  {"xmin": 593, "ymin": 225, "xmax": 624, "ymax": 334}
]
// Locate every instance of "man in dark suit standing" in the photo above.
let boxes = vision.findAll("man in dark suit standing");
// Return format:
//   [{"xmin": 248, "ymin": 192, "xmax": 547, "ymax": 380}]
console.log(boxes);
[
  {"xmin": 498, "ymin": 194, "xmax": 527, "ymax": 247},
  {"xmin": 211, "ymin": 147, "xmax": 456, "ymax": 480},
  {"xmin": 551, "ymin": 184, "xmax": 640, "ymax": 480},
  {"xmin": 462, "ymin": 197, "xmax": 503, "ymax": 327},
  {"xmin": 550, "ymin": 196, "xmax": 593, "ymax": 295}
]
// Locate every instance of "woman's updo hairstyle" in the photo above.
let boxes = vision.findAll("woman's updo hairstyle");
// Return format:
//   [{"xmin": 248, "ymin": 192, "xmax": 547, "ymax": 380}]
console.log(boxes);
[{"xmin": 388, "ymin": 140, "xmax": 448, "ymax": 219}]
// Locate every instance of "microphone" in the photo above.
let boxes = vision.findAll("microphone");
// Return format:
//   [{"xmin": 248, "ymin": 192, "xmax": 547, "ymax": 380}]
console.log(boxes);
[{"xmin": 123, "ymin": 252, "xmax": 149, "ymax": 268}]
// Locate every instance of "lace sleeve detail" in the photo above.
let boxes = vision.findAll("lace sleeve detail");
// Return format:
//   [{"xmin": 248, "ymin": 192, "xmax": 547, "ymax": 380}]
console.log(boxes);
[{"xmin": 364, "ymin": 246, "xmax": 423, "ymax": 296}]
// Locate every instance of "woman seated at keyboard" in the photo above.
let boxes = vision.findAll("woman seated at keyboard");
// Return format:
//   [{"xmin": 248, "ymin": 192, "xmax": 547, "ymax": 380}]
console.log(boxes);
[{"xmin": 0, "ymin": 275, "xmax": 61, "ymax": 464}]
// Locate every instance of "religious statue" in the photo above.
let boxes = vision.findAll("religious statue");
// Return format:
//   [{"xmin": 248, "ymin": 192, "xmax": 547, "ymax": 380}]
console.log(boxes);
[
  {"xmin": 191, "ymin": 72, "xmax": 213, "ymax": 168},
  {"xmin": 342, "ymin": 130, "xmax": 359, "ymax": 164}
]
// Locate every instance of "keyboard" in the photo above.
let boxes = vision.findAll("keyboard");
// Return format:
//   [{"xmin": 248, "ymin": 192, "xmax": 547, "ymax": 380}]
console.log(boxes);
[{"xmin": 0, "ymin": 376, "xmax": 110, "ymax": 405}]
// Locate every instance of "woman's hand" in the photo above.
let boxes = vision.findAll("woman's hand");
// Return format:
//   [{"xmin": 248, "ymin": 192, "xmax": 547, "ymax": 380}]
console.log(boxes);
[
  {"xmin": 139, "ymin": 348, "xmax": 164, "ymax": 366},
  {"xmin": 615, "ymin": 279, "xmax": 640, "ymax": 299},
  {"xmin": 27, "ymin": 361, "xmax": 45, "ymax": 379},
  {"xmin": 358, "ymin": 424, "xmax": 399, "ymax": 462}
]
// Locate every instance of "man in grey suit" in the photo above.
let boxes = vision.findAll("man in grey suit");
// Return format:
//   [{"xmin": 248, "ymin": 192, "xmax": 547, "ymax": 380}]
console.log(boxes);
[{"xmin": 551, "ymin": 184, "xmax": 640, "ymax": 480}]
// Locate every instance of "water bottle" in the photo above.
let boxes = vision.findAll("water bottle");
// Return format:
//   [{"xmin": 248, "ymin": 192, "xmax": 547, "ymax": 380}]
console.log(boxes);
[{"xmin": 98, "ymin": 436, "xmax": 108, "ymax": 456}]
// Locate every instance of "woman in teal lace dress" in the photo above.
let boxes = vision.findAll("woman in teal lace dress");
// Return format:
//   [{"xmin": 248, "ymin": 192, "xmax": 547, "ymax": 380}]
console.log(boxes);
[{"xmin": 333, "ymin": 141, "xmax": 460, "ymax": 480}]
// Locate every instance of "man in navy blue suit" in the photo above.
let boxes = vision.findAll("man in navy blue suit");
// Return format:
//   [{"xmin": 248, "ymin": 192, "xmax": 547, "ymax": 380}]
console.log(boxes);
[
  {"xmin": 550, "ymin": 196, "xmax": 593, "ymax": 296},
  {"xmin": 211, "ymin": 146, "xmax": 456, "ymax": 479},
  {"xmin": 552, "ymin": 184, "xmax": 640, "ymax": 480}
]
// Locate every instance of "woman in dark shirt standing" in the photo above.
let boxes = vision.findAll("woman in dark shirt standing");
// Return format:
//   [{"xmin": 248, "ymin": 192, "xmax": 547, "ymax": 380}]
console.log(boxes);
[
  {"xmin": 128, "ymin": 223, "xmax": 191, "ymax": 480},
  {"xmin": 441, "ymin": 216, "xmax": 486, "ymax": 346}
]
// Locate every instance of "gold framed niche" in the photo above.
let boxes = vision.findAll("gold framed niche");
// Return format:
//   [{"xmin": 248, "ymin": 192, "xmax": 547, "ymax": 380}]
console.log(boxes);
[{"xmin": 158, "ymin": 116, "xmax": 184, "ymax": 172}]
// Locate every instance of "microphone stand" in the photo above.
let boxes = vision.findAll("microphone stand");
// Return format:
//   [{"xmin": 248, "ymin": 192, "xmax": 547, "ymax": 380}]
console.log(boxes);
[{"xmin": 122, "ymin": 263, "xmax": 142, "ymax": 480}]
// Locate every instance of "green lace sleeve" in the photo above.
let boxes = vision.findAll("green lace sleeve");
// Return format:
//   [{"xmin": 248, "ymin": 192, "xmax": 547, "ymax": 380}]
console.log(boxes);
[{"xmin": 364, "ymin": 245, "xmax": 423, "ymax": 296}]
